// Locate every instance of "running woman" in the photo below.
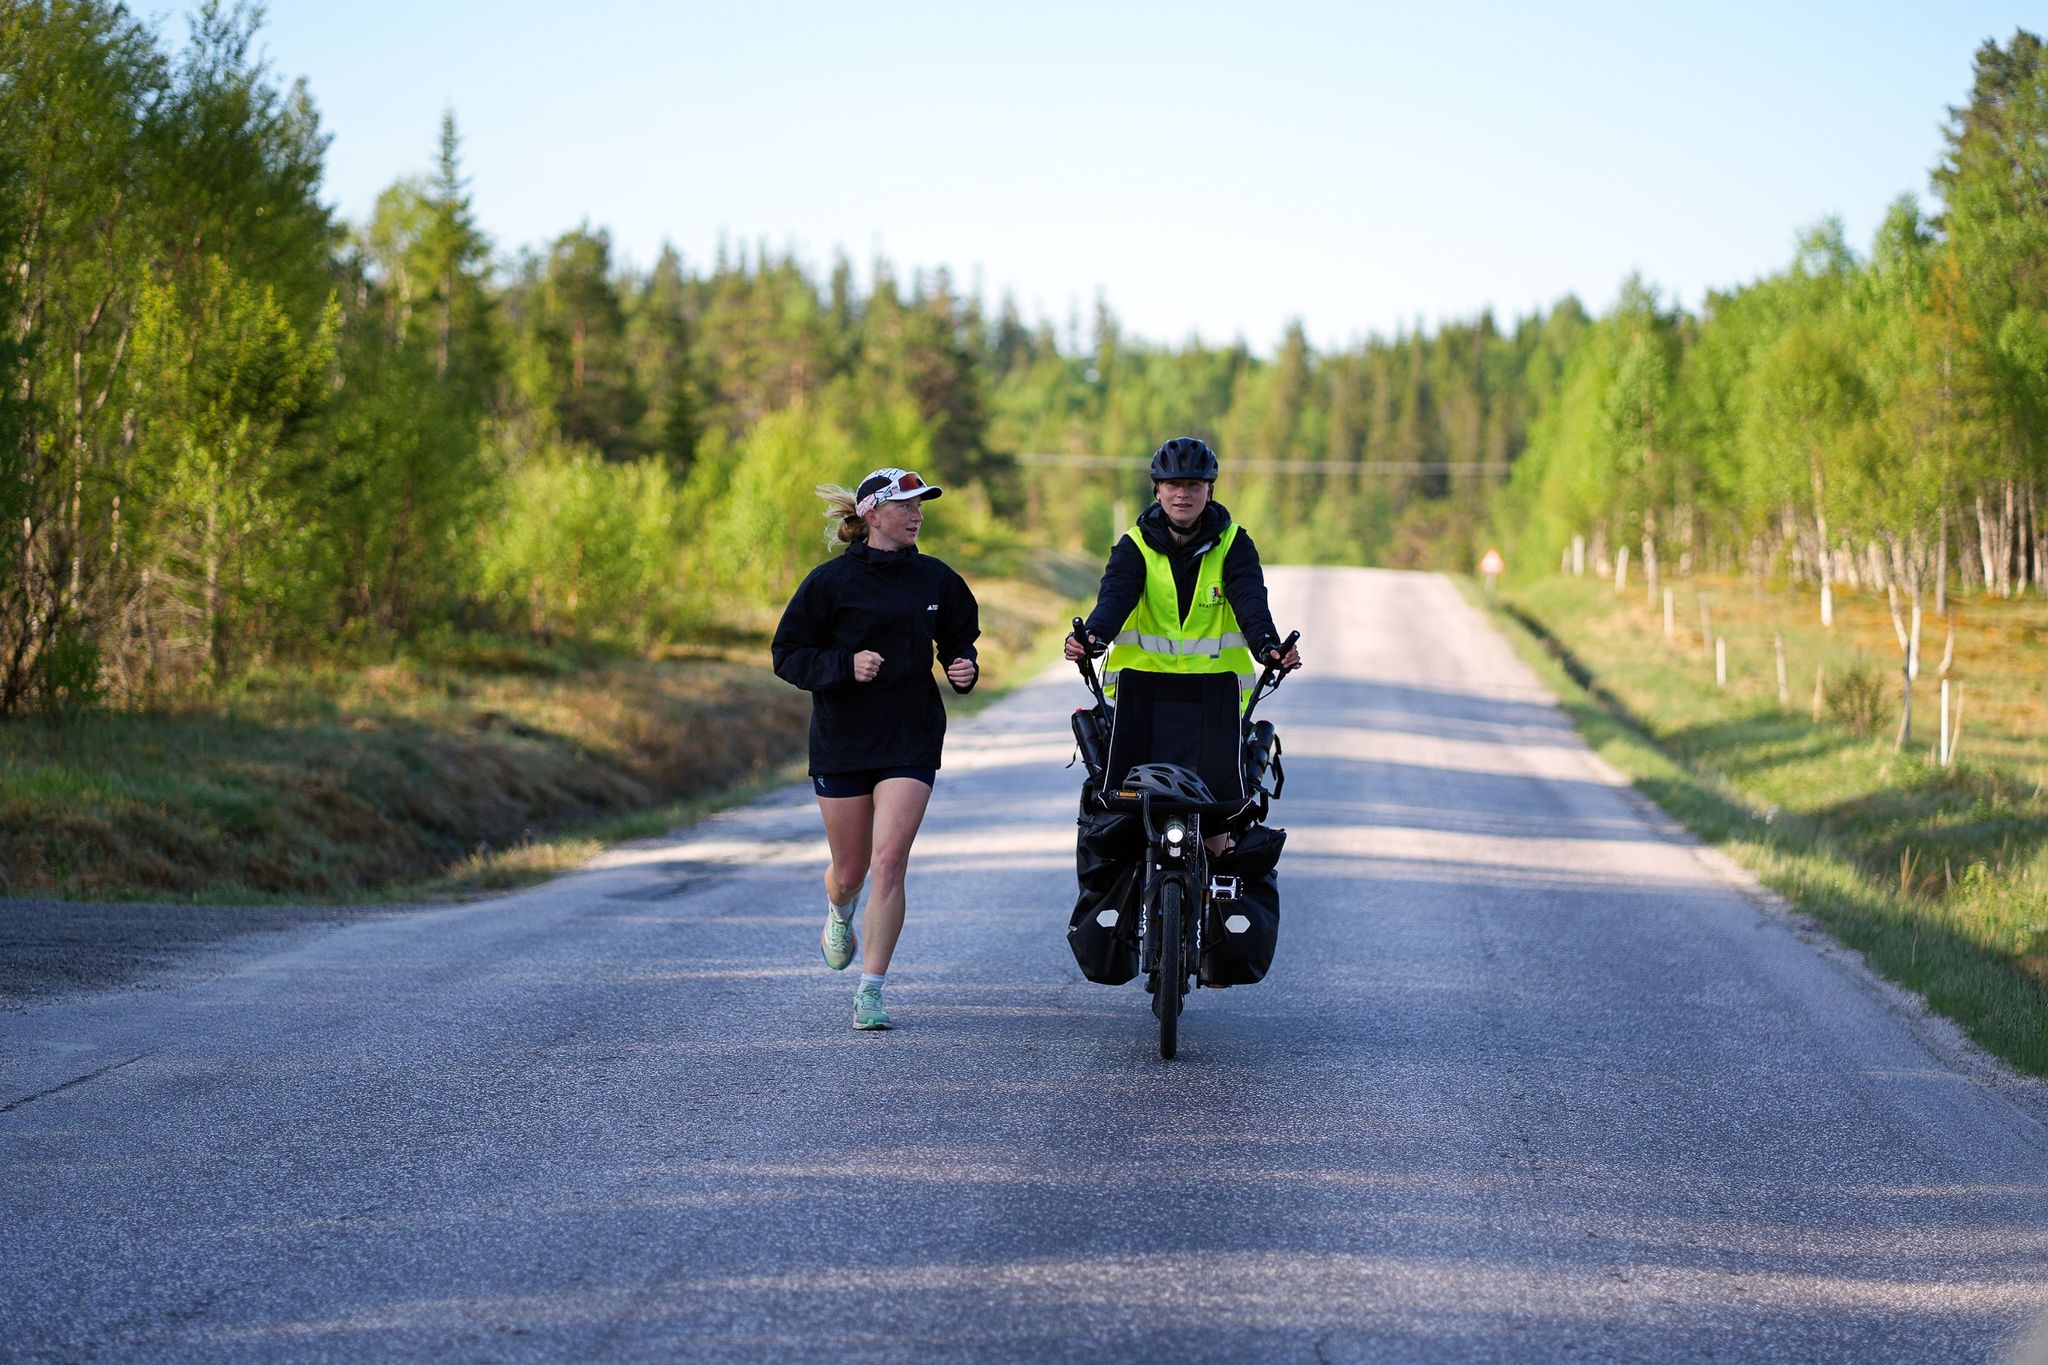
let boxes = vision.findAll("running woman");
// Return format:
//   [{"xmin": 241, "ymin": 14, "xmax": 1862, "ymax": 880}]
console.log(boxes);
[{"xmin": 772, "ymin": 468, "xmax": 980, "ymax": 1030}]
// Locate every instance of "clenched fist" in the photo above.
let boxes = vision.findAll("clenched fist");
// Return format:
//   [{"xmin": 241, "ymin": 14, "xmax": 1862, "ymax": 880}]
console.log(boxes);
[
  {"xmin": 945, "ymin": 656, "xmax": 977, "ymax": 689},
  {"xmin": 851, "ymin": 650, "xmax": 883, "ymax": 683}
]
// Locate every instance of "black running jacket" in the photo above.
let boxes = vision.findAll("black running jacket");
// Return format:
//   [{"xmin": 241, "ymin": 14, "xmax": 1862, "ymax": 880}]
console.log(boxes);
[{"xmin": 772, "ymin": 540, "xmax": 980, "ymax": 776}]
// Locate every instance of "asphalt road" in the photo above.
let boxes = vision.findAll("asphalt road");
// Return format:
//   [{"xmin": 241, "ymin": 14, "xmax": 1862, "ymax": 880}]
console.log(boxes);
[{"xmin": 4, "ymin": 567, "xmax": 2046, "ymax": 1363}]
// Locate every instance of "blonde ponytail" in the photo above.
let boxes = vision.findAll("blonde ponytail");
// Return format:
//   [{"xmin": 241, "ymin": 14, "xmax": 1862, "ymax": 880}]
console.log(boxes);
[{"xmin": 816, "ymin": 483, "xmax": 867, "ymax": 546}]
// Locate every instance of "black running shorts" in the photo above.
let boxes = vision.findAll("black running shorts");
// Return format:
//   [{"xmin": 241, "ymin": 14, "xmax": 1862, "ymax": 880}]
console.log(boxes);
[{"xmin": 812, "ymin": 766, "xmax": 936, "ymax": 798}]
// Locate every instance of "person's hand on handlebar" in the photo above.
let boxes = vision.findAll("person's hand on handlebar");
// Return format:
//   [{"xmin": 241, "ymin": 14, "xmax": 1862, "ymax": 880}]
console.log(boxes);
[
  {"xmin": 1064, "ymin": 631, "xmax": 1105, "ymax": 662},
  {"xmin": 1264, "ymin": 641, "xmax": 1302, "ymax": 672}
]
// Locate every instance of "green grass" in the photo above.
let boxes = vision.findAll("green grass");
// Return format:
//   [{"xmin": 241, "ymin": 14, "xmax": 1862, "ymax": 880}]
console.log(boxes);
[{"xmin": 1472, "ymin": 572, "xmax": 2048, "ymax": 1076}]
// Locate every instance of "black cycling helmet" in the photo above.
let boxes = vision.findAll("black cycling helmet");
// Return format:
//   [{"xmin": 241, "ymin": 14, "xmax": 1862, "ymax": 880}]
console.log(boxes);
[
  {"xmin": 1150, "ymin": 437, "xmax": 1219, "ymax": 483},
  {"xmin": 1117, "ymin": 762, "xmax": 1216, "ymax": 805}
]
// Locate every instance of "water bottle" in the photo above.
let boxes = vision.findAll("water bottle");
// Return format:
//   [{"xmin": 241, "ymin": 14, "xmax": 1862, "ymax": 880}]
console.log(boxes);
[
  {"xmin": 1244, "ymin": 719, "xmax": 1278, "ymax": 792},
  {"xmin": 1072, "ymin": 706, "xmax": 1107, "ymax": 782}
]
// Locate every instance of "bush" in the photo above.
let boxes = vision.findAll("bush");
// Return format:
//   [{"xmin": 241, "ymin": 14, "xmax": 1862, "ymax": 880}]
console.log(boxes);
[
  {"xmin": 476, "ymin": 443, "xmax": 688, "ymax": 646},
  {"xmin": 1826, "ymin": 663, "xmax": 1890, "ymax": 737},
  {"xmin": 31, "ymin": 632, "xmax": 105, "ymax": 718}
]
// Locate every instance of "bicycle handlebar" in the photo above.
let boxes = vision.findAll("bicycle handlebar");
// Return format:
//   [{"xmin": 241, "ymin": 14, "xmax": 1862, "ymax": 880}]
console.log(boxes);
[
  {"xmin": 1071, "ymin": 616, "xmax": 1108, "ymax": 708},
  {"xmin": 1242, "ymin": 629, "xmax": 1301, "ymax": 727},
  {"xmin": 1074, "ymin": 618, "xmax": 1299, "ymax": 716}
]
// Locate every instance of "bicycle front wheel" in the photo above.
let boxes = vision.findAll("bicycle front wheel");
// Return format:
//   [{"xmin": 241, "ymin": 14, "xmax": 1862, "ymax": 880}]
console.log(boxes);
[{"xmin": 1154, "ymin": 879, "xmax": 1184, "ymax": 1059}]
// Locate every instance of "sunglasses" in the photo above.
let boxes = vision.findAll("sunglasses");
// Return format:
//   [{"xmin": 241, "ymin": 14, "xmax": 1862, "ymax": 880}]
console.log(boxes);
[{"xmin": 858, "ymin": 471, "xmax": 926, "ymax": 501}]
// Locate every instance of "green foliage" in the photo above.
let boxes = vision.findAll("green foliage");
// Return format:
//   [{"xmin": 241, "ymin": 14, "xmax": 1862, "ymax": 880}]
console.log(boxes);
[
  {"xmin": 125, "ymin": 256, "xmax": 339, "ymax": 680},
  {"xmin": 0, "ymin": 133, "xmax": 34, "ymax": 706},
  {"xmin": 476, "ymin": 443, "xmax": 687, "ymax": 645},
  {"xmin": 30, "ymin": 631, "xmax": 105, "ymax": 717},
  {"xmin": 1825, "ymin": 664, "xmax": 1890, "ymax": 737},
  {"xmin": 1934, "ymin": 30, "xmax": 2048, "ymax": 485},
  {"xmin": 5, "ymin": 5, "xmax": 2045, "ymax": 724},
  {"xmin": 504, "ymin": 227, "xmax": 645, "ymax": 459},
  {"xmin": 1497, "ymin": 29, "xmax": 2048, "ymax": 614},
  {"xmin": 689, "ymin": 406, "xmax": 870, "ymax": 611}
]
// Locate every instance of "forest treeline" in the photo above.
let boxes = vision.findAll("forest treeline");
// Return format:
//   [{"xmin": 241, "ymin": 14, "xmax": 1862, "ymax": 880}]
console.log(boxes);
[{"xmin": 3, "ymin": 2, "xmax": 2043, "ymax": 718}]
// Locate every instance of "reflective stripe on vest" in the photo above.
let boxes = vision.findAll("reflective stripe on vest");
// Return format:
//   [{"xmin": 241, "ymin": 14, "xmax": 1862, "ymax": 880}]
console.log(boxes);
[{"xmin": 1102, "ymin": 521, "xmax": 1258, "ymax": 714}]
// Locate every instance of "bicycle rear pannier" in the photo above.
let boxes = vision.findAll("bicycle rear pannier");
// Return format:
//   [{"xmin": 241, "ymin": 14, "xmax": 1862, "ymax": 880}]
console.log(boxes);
[
  {"xmin": 1069, "ymin": 806, "xmax": 1143, "ymax": 984},
  {"xmin": 1198, "ymin": 824, "xmax": 1285, "ymax": 987}
]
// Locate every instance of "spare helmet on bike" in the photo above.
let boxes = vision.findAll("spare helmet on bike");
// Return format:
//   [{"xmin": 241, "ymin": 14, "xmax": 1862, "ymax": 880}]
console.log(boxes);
[
  {"xmin": 1117, "ymin": 762, "xmax": 1217, "ymax": 806},
  {"xmin": 1150, "ymin": 437, "xmax": 1219, "ymax": 483}
]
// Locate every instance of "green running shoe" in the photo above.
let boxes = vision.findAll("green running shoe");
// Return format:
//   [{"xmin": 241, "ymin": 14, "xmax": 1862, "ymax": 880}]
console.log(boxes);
[
  {"xmin": 853, "ymin": 985, "xmax": 891, "ymax": 1031},
  {"xmin": 821, "ymin": 909, "xmax": 857, "ymax": 971}
]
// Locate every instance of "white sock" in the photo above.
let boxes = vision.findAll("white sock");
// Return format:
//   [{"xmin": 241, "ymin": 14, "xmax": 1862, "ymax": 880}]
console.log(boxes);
[
  {"xmin": 859, "ymin": 972, "xmax": 885, "ymax": 993},
  {"xmin": 828, "ymin": 890, "xmax": 860, "ymax": 921}
]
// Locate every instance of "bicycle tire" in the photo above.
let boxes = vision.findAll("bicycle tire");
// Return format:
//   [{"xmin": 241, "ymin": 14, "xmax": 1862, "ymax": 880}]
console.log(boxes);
[{"xmin": 1156, "ymin": 879, "xmax": 1183, "ymax": 1059}]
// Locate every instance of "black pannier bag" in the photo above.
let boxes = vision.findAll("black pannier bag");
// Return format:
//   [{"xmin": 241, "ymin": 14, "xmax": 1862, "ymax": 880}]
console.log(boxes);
[
  {"xmin": 1198, "ymin": 823, "xmax": 1286, "ymax": 987},
  {"xmin": 1069, "ymin": 804, "xmax": 1144, "ymax": 984}
]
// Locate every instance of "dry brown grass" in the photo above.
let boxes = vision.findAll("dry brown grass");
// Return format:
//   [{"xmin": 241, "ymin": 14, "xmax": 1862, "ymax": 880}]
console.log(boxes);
[
  {"xmin": 0, "ymin": 654, "xmax": 809, "ymax": 902},
  {"xmin": 1595, "ymin": 576, "xmax": 2048, "ymax": 782},
  {"xmin": 0, "ymin": 560, "xmax": 1086, "ymax": 904}
]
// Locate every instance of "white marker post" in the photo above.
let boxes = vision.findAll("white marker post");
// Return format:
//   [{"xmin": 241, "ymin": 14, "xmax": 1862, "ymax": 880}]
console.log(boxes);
[{"xmin": 1940, "ymin": 679, "xmax": 1951, "ymax": 766}]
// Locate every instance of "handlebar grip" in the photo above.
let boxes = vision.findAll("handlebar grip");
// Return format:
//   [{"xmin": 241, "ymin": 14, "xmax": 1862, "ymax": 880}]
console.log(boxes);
[{"xmin": 1265, "ymin": 630, "xmax": 1300, "ymax": 665}]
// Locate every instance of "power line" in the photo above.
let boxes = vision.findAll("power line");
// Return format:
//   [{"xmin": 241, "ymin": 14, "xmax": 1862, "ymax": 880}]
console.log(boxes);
[{"xmin": 1015, "ymin": 453, "xmax": 1512, "ymax": 477}]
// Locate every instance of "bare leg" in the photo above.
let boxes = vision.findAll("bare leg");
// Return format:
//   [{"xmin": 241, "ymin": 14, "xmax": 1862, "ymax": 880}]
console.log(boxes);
[
  {"xmin": 816, "ymin": 793, "xmax": 874, "ymax": 908},
  {"xmin": 861, "ymin": 776, "xmax": 933, "ymax": 976}
]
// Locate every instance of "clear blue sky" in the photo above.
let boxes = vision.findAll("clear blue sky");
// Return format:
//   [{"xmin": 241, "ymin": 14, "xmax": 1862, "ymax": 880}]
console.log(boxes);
[{"xmin": 164, "ymin": 1, "xmax": 2034, "ymax": 353}]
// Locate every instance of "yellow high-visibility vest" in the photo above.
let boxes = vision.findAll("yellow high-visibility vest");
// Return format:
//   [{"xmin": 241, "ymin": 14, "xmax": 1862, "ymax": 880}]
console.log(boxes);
[{"xmin": 1102, "ymin": 522, "xmax": 1258, "ymax": 714}]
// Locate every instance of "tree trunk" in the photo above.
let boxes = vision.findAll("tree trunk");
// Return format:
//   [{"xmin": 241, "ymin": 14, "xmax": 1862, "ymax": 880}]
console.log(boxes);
[
  {"xmin": 68, "ymin": 350, "xmax": 85, "ymax": 609},
  {"xmin": 1935, "ymin": 512, "xmax": 1948, "ymax": 617},
  {"xmin": 1896, "ymin": 658, "xmax": 1913, "ymax": 752},
  {"xmin": 205, "ymin": 498, "xmax": 225, "ymax": 681},
  {"xmin": 2003, "ymin": 480, "xmax": 2018, "ymax": 597},
  {"xmin": 1643, "ymin": 506, "xmax": 1659, "ymax": 607},
  {"xmin": 438, "ymin": 267, "xmax": 453, "ymax": 379},
  {"xmin": 1977, "ymin": 491, "xmax": 1996, "ymax": 592},
  {"xmin": 1812, "ymin": 465, "xmax": 1833, "ymax": 626},
  {"xmin": 2027, "ymin": 479, "xmax": 2041, "ymax": 596}
]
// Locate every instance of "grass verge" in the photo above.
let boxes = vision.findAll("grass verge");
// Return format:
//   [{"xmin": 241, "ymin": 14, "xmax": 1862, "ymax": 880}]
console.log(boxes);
[
  {"xmin": 0, "ymin": 653, "xmax": 812, "ymax": 904},
  {"xmin": 1469, "ymin": 573, "xmax": 2048, "ymax": 1077},
  {"xmin": 0, "ymin": 559, "xmax": 1089, "ymax": 906}
]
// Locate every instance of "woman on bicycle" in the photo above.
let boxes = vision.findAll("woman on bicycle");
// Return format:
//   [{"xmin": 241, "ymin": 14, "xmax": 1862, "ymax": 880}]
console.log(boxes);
[
  {"xmin": 1065, "ymin": 437, "xmax": 1299, "ymax": 852},
  {"xmin": 772, "ymin": 467, "xmax": 980, "ymax": 1031}
]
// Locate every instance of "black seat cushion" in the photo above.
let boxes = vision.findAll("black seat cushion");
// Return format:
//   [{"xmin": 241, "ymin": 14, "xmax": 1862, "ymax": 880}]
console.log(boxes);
[{"xmin": 1102, "ymin": 670, "xmax": 1245, "ymax": 805}]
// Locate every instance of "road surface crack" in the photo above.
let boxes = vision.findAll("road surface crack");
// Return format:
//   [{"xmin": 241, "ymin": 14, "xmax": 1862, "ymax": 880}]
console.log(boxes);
[{"xmin": 0, "ymin": 1049, "xmax": 155, "ymax": 1114}]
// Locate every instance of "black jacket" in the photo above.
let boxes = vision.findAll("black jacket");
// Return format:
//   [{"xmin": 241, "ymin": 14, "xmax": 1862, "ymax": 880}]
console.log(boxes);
[
  {"xmin": 1081, "ymin": 500, "xmax": 1282, "ymax": 659},
  {"xmin": 772, "ymin": 540, "xmax": 980, "ymax": 775}
]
